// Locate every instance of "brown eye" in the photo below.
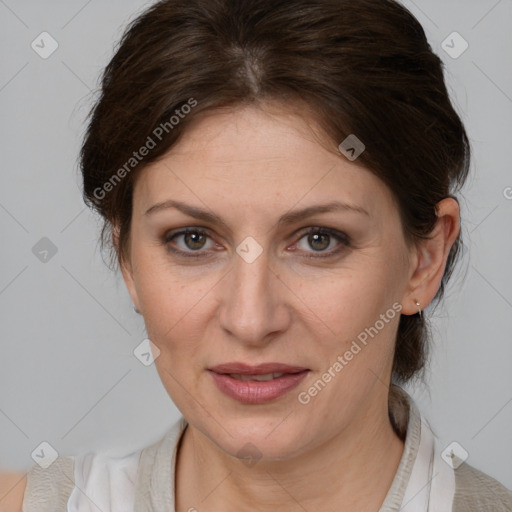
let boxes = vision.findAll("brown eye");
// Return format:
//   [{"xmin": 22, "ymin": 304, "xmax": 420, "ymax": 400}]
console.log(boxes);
[
  {"xmin": 294, "ymin": 228, "xmax": 350, "ymax": 258},
  {"xmin": 181, "ymin": 231, "xmax": 208, "ymax": 250},
  {"xmin": 164, "ymin": 228, "xmax": 214, "ymax": 258},
  {"xmin": 307, "ymin": 232, "xmax": 330, "ymax": 251}
]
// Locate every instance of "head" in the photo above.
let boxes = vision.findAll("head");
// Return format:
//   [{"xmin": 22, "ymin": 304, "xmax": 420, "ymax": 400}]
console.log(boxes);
[{"xmin": 80, "ymin": 0, "xmax": 469, "ymax": 459}]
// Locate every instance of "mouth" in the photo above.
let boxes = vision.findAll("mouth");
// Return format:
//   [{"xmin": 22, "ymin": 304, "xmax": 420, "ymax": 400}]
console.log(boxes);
[
  {"xmin": 208, "ymin": 362, "xmax": 309, "ymax": 375},
  {"xmin": 226, "ymin": 372, "xmax": 294, "ymax": 382},
  {"xmin": 207, "ymin": 362, "xmax": 310, "ymax": 404}
]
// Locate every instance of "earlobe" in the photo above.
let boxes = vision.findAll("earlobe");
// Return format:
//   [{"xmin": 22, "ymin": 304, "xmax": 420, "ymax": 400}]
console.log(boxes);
[{"xmin": 401, "ymin": 197, "xmax": 460, "ymax": 315}]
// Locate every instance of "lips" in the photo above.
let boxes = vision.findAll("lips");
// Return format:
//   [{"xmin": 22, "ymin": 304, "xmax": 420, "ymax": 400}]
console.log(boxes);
[
  {"xmin": 208, "ymin": 362, "xmax": 309, "ymax": 376},
  {"xmin": 208, "ymin": 362, "xmax": 310, "ymax": 404},
  {"xmin": 228, "ymin": 372, "xmax": 286, "ymax": 382}
]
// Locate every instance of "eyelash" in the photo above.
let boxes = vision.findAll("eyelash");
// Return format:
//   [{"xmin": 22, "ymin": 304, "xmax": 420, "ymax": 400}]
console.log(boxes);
[{"xmin": 163, "ymin": 227, "xmax": 351, "ymax": 260}]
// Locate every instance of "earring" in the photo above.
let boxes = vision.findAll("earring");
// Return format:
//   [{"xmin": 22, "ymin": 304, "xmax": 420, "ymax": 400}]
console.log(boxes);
[
  {"xmin": 133, "ymin": 305, "xmax": 141, "ymax": 315},
  {"xmin": 414, "ymin": 300, "xmax": 422, "ymax": 319}
]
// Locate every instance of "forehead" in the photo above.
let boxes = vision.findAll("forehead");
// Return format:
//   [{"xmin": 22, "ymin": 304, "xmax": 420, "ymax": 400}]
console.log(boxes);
[
  {"xmin": 169, "ymin": 104, "xmax": 322, "ymax": 156},
  {"xmin": 132, "ymin": 105, "xmax": 396, "ymax": 221}
]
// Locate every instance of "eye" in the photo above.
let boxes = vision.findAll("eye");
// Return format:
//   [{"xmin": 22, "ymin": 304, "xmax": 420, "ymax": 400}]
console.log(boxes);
[
  {"xmin": 164, "ymin": 228, "xmax": 216, "ymax": 258},
  {"xmin": 293, "ymin": 227, "xmax": 350, "ymax": 258},
  {"xmin": 163, "ymin": 226, "xmax": 350, "ymax": 259}
]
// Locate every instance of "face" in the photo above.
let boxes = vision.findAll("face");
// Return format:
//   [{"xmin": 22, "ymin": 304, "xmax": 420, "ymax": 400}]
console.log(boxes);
[{"xmin": 122, "ymin": 103, "xmax": 416, "ymax": 461}]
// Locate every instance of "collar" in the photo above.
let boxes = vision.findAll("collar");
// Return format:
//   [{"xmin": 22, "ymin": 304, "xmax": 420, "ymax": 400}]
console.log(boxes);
[{"xmin": 380, "ymin": 386, "xmax": 456, "ymax": 511}]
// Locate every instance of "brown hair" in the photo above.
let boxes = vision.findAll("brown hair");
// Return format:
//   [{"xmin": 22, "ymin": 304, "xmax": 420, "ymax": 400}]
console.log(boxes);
[{"xmin": 80, "ymin": 0, "xmax": 470, "ymax": 392}]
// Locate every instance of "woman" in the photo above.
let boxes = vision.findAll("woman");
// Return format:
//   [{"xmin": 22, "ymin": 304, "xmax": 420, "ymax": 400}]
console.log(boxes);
[{"xmin": 3, "ymin": 0, "xmax": 511, "ymax": 510}]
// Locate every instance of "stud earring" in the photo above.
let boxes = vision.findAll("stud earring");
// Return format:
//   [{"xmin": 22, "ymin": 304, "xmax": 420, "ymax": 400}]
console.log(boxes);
[{"xmin": 414, "ymin": 300, "xmax": 422, "ymax": 319}]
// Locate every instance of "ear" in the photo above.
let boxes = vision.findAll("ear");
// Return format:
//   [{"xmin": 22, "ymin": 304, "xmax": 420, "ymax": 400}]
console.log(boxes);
[
  {"xmin": 401, "ymin": 197, "xmax": 460, "ymax": 315},
  {"xmin": 112, "ymin": 224, "xmax": 142, "ymax": 313}
]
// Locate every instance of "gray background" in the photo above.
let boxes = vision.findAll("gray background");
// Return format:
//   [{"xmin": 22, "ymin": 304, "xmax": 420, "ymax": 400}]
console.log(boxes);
[{"xmin": 1, "ymin": 0, "xmax": 511, "ymax": 489}]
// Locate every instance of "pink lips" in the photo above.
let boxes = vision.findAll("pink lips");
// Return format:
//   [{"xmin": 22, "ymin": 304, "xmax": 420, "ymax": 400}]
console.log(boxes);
[{"xmin": 208, "ymin": 362, "xmax": 310, "ymax": 404}]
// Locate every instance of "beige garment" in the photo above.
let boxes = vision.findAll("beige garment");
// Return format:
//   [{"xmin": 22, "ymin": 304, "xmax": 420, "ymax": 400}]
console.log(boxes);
[{"xmin": 22, "ymin": 388, "xmax": 512, "ymax": 511}]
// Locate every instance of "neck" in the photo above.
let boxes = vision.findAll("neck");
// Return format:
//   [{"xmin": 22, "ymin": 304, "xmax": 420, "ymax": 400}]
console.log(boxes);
[{"xmin": 175, "ymin": 391, "xmax": 405, "ymax": 512}]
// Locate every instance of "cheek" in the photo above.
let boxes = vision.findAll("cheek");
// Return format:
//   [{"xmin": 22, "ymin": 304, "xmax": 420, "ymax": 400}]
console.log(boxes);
[
  {"xmin": 294, "ymin": 272, "xmax": 402, "ymax": 411},
  {"xmin": 138, "ymin": 274, "xmax": 212, "ymax": 346},
  {"xmin": 293, "ymin": 260, "xmax": 402, "ymax": 339},
  {"xmin": 131, "ymin": 238, "xmax": 203, "ymax": 316},
  {"xmin": 294, "ymin": 260, "xmax": 405, "ymax": 393}
]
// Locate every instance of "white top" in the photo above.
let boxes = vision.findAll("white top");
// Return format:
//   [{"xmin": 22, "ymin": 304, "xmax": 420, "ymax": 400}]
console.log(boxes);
[{"xmin": 22, "ymin": 387, "xmax": 512, "ymax": 512}]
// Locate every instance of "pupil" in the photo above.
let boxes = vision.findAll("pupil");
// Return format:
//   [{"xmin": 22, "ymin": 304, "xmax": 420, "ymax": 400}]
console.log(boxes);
[
  {"xmin": 186, "ymin": 232, "xmax": 205, "ymax": 250},
  {"xmin": 309, "ymin": 233, "xmax": 329, "ymax": 251}
]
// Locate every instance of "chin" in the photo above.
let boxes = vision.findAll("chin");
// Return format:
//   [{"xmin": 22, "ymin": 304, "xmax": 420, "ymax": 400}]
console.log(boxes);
[{"xmin": 200, "ymin": 412, "xmax": 311, "ymax": 461}]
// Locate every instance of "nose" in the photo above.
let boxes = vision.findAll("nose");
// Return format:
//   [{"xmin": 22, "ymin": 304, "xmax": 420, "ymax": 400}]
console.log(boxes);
[{"xmin": 217, "ymin": 248, "xmax": 292, "ymax": 347}]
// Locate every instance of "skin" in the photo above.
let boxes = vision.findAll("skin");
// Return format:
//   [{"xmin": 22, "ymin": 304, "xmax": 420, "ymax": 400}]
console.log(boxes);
[{"xmin": 119, "ymin": 102, "xmax": 460, "ymax": 512}]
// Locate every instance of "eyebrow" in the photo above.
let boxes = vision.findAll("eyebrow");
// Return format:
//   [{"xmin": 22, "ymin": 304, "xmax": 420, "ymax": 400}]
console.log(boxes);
[{"xmin": 144, "ymin": 199, "xmax": 370, "ymax": 227}]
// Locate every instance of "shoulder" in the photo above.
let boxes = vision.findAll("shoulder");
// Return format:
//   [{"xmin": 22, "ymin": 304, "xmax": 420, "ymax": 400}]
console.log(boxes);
[
  {"xmin": 21, "ymin": 447, "xmax": 142, "ymax": 512},
  {"xmin": 13, "ymin": 419, "xmax": 187, "ymax": 512},
  {"xmin": 21, "ymin": 447, "xmax": 141, "ymax": 512},
  {"xmin": 452, "ymin": 461, "xmax": 512, "ymax": 511},
  {"xmin": 21, "ymin": 455, "xmax": 74, "ymax": 512},
  {"xmin": 0, "ymin": 471, "xmax": 27, "ymax": 512}
]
